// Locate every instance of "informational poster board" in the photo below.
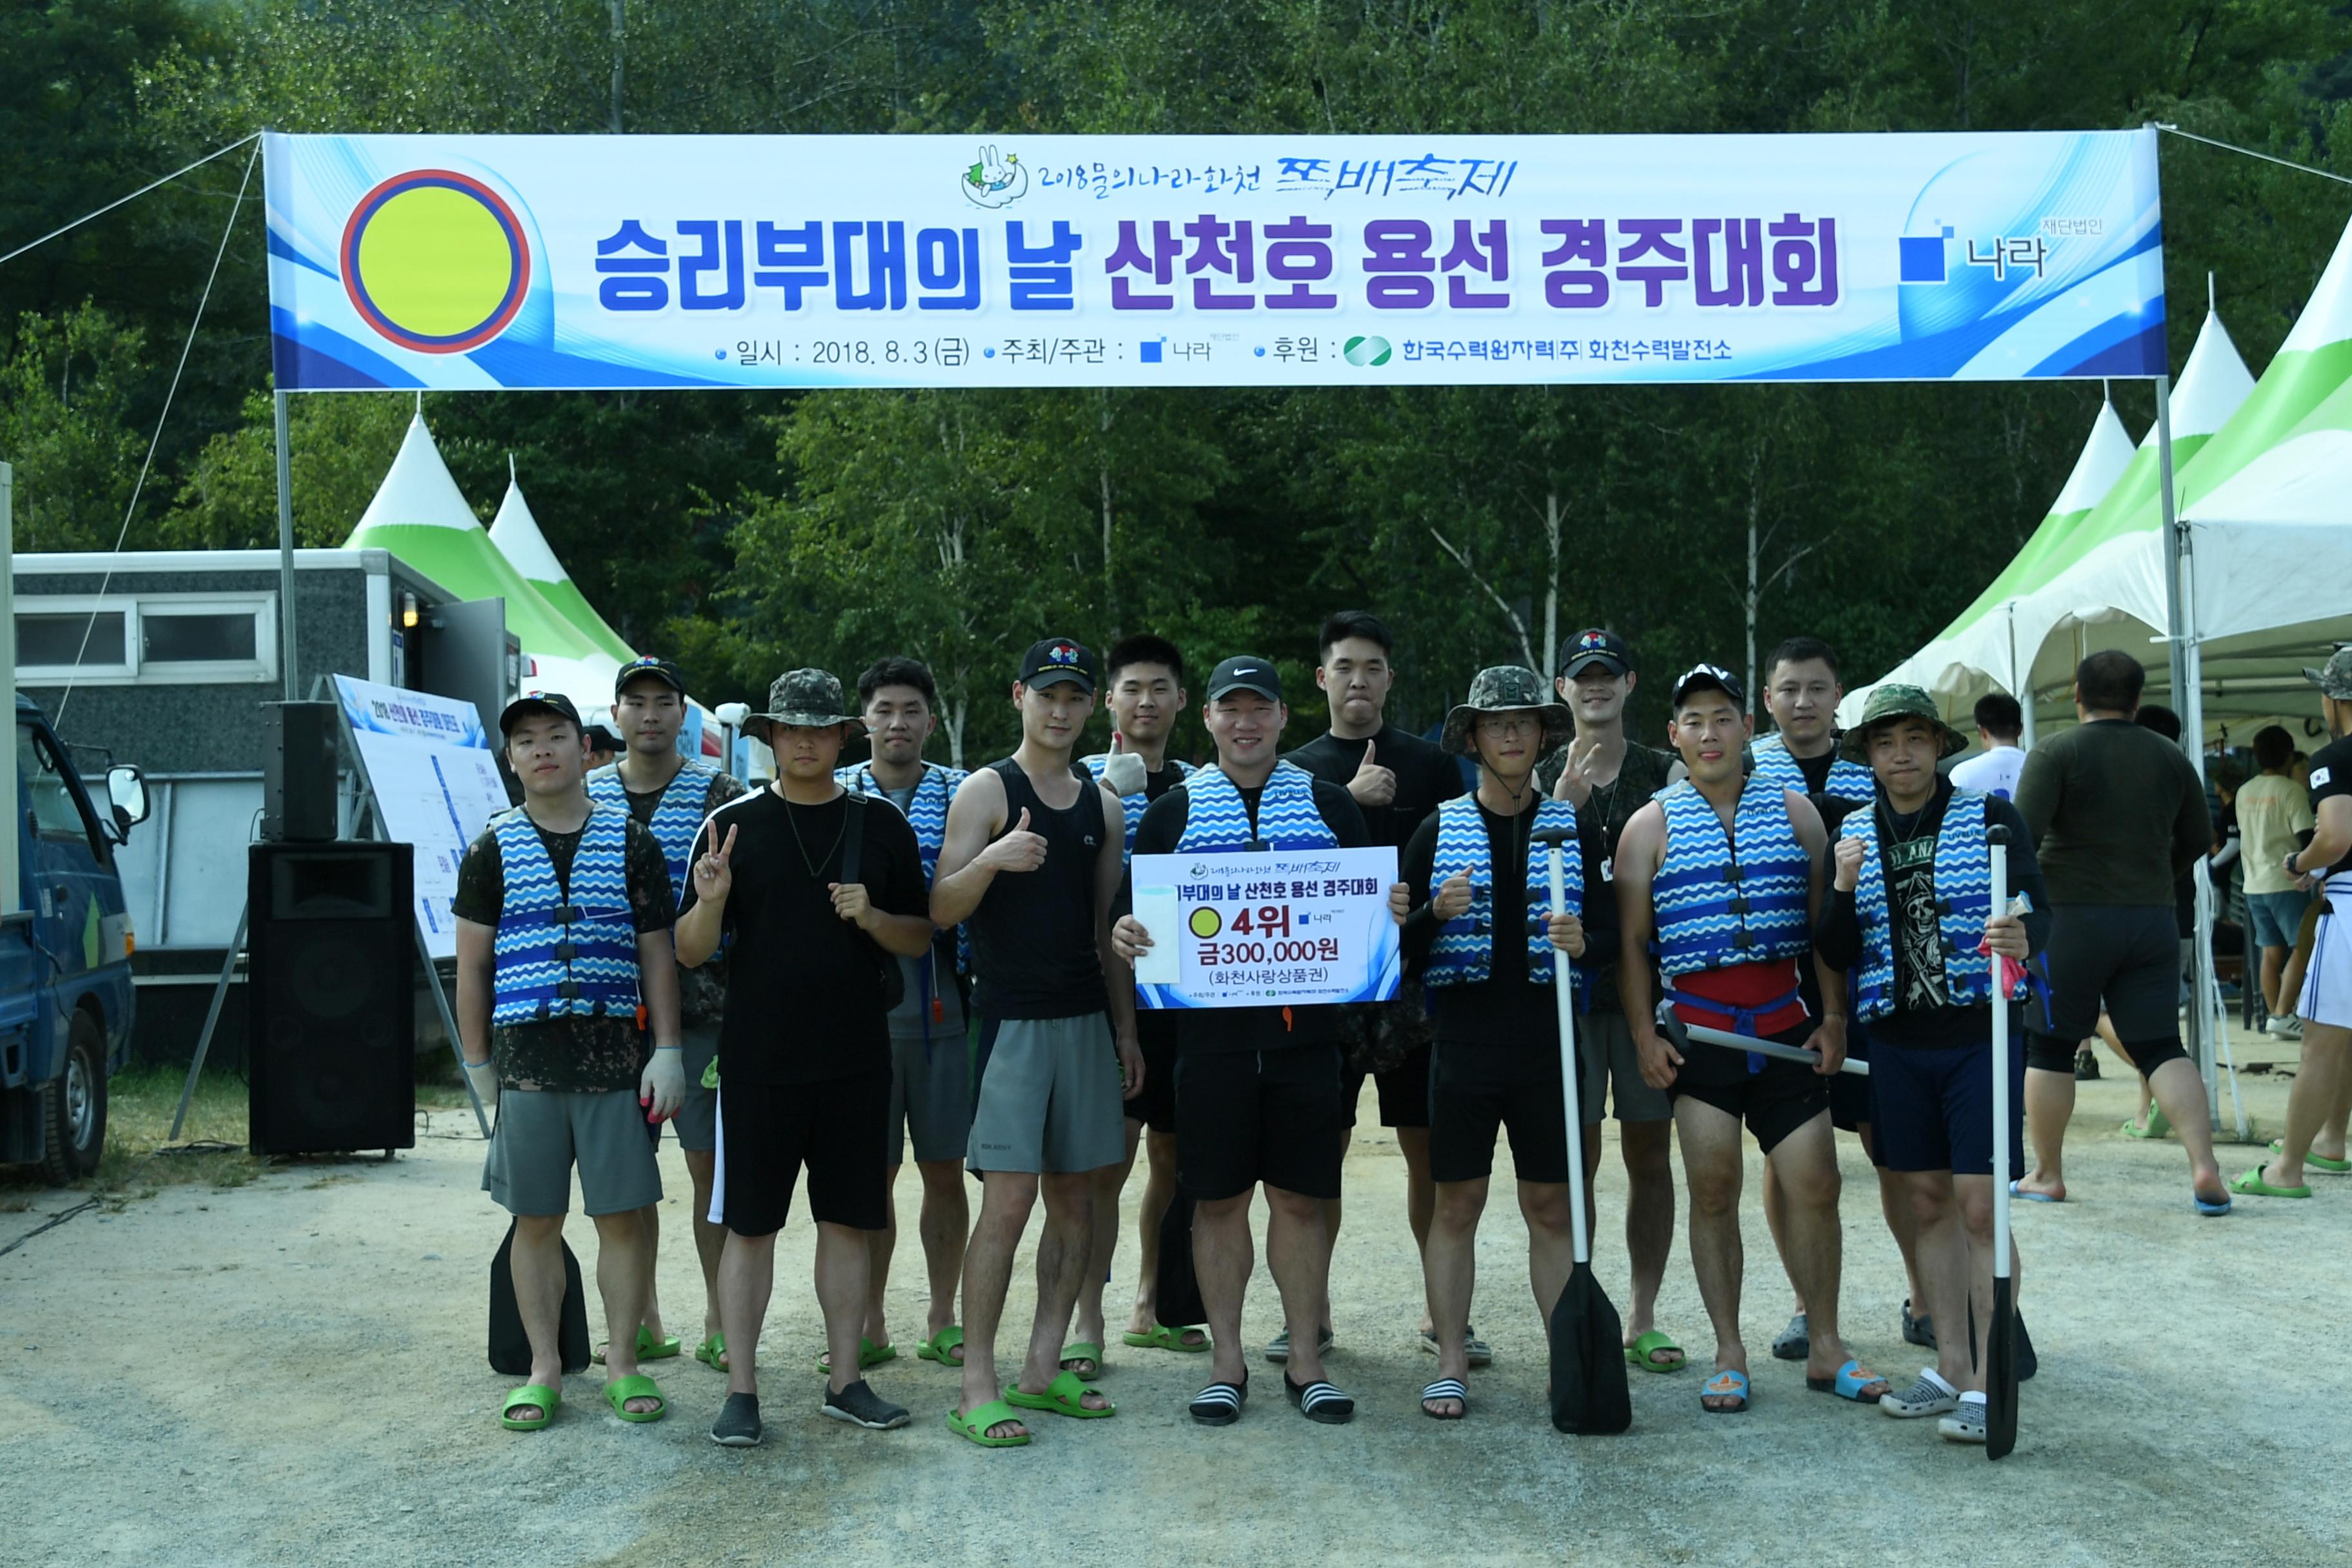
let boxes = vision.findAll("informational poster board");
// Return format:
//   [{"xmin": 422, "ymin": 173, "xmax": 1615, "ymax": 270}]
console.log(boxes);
[
  {"xmin": 264, "ymin": 129, "xmax": 2164, "ymax": 391},
  {"xmin": 1130, "ymin": 846, "xmax": 1400, "ymax": 1010},
  {"xmin": 333, "ymin": 674, "xmax": 513, "ymax": 958}
]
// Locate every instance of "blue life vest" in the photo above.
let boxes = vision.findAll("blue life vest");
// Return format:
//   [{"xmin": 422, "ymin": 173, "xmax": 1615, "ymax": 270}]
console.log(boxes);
[
  {"xmin": 1752, "ymin": 734, "xmax": 1874, "ymax": 804},
  {"xmin": 837, "ymin": 760, "xmax": 971, "ymax": 984},
  {"xmin": 491, "ymin": 802, "xmax": 641, "ymax": 1026},
  {"xmin": 1653, "ymin": 775, "xmax": 1812, "ymax": 979},
  {"xmin": 1083, "ymin": 752, "xmax": 1195, "ymax": 861},
  {"xmin": 1423, "ymin": 795, "xmax": 1582, "ymax": 994},
  {"xmin": 587, "ymin": 760, "xmax": 718, "ymax": 902},
  {"xmin": 1844, "ymin": 789, "xmax": 2015, "ymax": 1022},
  {"xmin": 1175, "ymin": 761, "xmax": 1335, "ymax": 852}
]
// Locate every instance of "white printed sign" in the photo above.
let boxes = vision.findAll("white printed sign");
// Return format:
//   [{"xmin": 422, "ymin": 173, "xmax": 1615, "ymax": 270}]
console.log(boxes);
[{"xmin": 1131, "ymin": 845, "xmax": 1400, "ymax": 1010}]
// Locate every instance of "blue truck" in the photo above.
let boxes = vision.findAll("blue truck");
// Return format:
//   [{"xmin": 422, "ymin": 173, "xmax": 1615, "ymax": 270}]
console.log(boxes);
[{"xmin": 6, "ymin": 693, "xmax": 148, "ymax": 1183}]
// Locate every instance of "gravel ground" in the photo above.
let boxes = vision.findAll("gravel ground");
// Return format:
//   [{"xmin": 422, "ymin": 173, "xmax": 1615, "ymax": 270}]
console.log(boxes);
[{"xmin": 3, "ymin": 1049, "xmax": 2342, "ymax": 1567}]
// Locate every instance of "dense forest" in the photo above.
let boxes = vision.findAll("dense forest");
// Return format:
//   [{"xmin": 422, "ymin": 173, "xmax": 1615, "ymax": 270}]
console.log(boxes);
[{"xmin": 5, "ymin": 0, "xmax": 2349, "ymax": 761}]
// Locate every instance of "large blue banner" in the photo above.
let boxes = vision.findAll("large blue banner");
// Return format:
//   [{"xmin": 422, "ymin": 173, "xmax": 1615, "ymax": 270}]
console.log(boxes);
[{"xmin": 264, "ymin": 130, "xmax": 2165, "ymax": 390}]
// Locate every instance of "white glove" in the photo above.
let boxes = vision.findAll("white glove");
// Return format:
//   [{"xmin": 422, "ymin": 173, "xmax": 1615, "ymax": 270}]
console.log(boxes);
[
  {"xmin": 1101, "ymin": 749, "xmax": 1147, "ymax": 797},
  {"xmin": 463, "ymin": 1057, "xmax": 500, "ymax": 1115},
  {"xmin": 642, "ymin": 1047, "xmax": 687, "ymax": 1122}
]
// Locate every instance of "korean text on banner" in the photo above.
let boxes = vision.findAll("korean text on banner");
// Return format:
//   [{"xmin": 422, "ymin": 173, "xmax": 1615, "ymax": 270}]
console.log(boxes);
[
  {"xmin": 333, "ymin": 674, "xmax": 513, "ymax": 959},
  {"xmin": 266, "ymin": 130, "xmax": 2164, "ymax": 393},
  {"xmin": 1131, "ymin": 846, "xmax": 1400, "ymax": 1011}
]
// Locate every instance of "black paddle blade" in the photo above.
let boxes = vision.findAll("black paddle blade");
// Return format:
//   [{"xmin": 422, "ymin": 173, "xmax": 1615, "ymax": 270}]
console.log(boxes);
[
  {"xmin": 487, "ymin": 1220, "xmax": 593, "ymax": 1376},
  {"xmin": 1549, "ymin": 1262, "xmax": 1632, "ymax": 1435},
  {"xmin": 1985, "ymin": 1275, "xmax": 2019, "ymax": 1459},
  {"xmin": 1153, "ymin": 1191, "xmax": 1205, "ymax": 1329}
]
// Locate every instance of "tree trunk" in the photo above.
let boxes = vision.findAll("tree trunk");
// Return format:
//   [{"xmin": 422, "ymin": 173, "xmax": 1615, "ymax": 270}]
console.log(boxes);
[
  {"xmin": 1541, "ymin": 491, "xmax": 1562, "ymax": 680},
  {"xmin": 1744, "ymin": 468, "xmax": 1761, "ymax": 712},
  {"xmin": 608, "ymin": 0, "xmax": 625, "ymax": 134},
  {"xmin": 1099, "ymin": 391, "xmax": 1117, "ymax": 639}
]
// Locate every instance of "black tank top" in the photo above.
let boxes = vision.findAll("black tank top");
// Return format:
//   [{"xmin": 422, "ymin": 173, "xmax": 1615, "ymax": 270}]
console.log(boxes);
[{"xmin": 968, "ymin": 758, "xmax": 1110, "ymax": 1020}]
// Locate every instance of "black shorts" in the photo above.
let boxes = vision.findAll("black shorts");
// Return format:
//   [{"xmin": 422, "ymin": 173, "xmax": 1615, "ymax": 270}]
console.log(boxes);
[
  {"xmin": 2033, "ymin": 903, "xmax": 2181, "ymax": 1044},
  {"xmin": 1126, "ymin": 1013, "xmax": 1179, "ymax": 1135},
  {"xmin": 1176, "ymin": 1044, "xmax": 1344, "ymax": 1202},
  {"xmin": 1828, "ymin": 1024, "xmax": 1880, "ymax": 1165},
  {"xmin": 1872, "ymin": 1030, "xmax": 2026, "ymax": 1180},
  {"xmin": 1427, "ymin": 1043, "xmax": 1571, "ymax": 1186},
  {"xmin": 1341, "ymin": 1039, "xmax": 1435, "ymax": 1130},
  {"xmin": 1669, "ymin": 1021, "xmax": 1831, "ymax": 1155},
  {"xmin": 715, "ymin": 1070, "xmax": 890, "ymax": 1237}
]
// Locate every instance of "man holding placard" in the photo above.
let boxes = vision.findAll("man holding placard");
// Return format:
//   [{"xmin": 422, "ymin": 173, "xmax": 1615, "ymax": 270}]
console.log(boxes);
[
  {"xmin": 587, "ymin": 656, "xmax": 747, "ymax": 1374},
  {"xmin": 452, "ymin": 691, "xmax": 687, "ymax": 1433},
  {"xmin": 1613, "ymin": 665, "xmax": 1886, "ymax": 1415},
  {"xmin": 1115, "ymin": 656, "xmax": 1396, "ymax": 1428},
  {"xmin": 929, "ymin": 638, "xmax": 1140, "ymax": 1448},
  {"xmin": 1399, "ymin": 666, "xmax": 1592, "ymax": 1420}
]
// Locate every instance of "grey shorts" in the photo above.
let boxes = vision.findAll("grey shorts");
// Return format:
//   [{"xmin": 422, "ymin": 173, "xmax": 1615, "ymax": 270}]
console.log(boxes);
[
  {"xmin": 890, "ymin": 1025, "xmax": 973, "ymax": 1166},
  {"xmin": 668, "ymin": 1023, "xmax": 721, "ymax": 1153},
  {"xmin": 968, "ymin": 1013, "xmax": 1126, "ymax": 1175},
  {"xmin": 1578, "ymin": 1009, "xmax": 1674, "ymax": 1124},
  {"xmin": 482, "ymin": 1087, "xmax": 663, "ymax": 1218}
]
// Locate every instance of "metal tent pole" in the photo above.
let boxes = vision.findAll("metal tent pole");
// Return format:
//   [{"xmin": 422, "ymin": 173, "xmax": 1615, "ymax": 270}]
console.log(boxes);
[
  {"xmin": 2154, "ymin": 373, "xmax": 2220, "ymax": 1127},
  {"xmin": 275, "ymin": 389, "xmax": 299, "ymax": 702}
]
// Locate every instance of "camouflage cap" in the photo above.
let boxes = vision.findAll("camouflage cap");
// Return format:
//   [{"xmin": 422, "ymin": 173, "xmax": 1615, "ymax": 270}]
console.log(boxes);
[
  {"xmin": 749, "ymin": 667, "xmax": 866, "ymax": 738},
  {"xmin": 2305, "ymin": 647, "xmax": 2352, "ymax": 701},
  {"xmin": 1440, "ymin": 665, "xmax": 1574, "ymax": 757},
  {"xmin": 1839, "ymin": 682, "xmax": 1967, "ymax": 761}
]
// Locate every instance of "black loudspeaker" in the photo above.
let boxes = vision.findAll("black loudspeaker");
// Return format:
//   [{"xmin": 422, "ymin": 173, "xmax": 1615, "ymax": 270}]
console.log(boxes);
[
  {"xmin": 248, "ymin": 841, "xmax": 416, "ymax": 1156},
  {"xmin": 260, "ymin": 701, "xmax": 340, "ymax": 843}
]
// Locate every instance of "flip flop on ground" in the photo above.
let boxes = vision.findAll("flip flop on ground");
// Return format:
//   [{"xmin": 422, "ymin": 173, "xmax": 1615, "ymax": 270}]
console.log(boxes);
[
  {"xmin": 1701, "ymin": 1369, "xmax": 1750, "ymax": 1413},
  {"xmin": 1420, "ymin": 1378, "xmax": 1468, "ymax": 1419},
  {"xmin": 2228, "ymin": 1167, "xmax": 2312, "ymax": 1199},
  {"xmin": 916, "ymin": 1326, "xmax": 965, "ymax": 1366},
  {"xmin": 501, "ymin": 1384, "xmax": 560, "ymax": 1431},
  {"xmin": 815, "ymin": 1335, "xmax": 897, "ymax": 1375},
  {"xmin": 946, "ymin": 1400, "xmax": 1030, "ymax": 1447},
  {"xmin": 1059, "ymin": 1341, "xmax": 1104, "ymax": 1380},
  {"xmin": 1124, "ymin": 1323, "xmax": 1210, "ymax": 1352},
  {"xmin": 1285, "ymin": 1375, "xmax": 1354, "ymax": 1424},
  {"xmin": 592, "ymin": 1324, "xmax": 683, "ymax": 1366},
  {"xmin": 1808, "ymin": 1358, "xmax": 1890, "ymax": 1402},
  {"xmin": 603, "ymin": 1373, "xmax": 666, "ymax": 1423},
  {"xmin": 1004, "ymin": 1370, "xmax": 1115, "ymax": 1419},
  {"xmin": 2272, "ymin": 1138, "xmax": 2352, "ymax": 1173},
  {"xmin": 1623, "ymin": 1330, "xmax": 1687, "ymax": 1373},
  {"xmin": 2010, "ymin": 1179, "xmax": 2063, "ymax": 1203},
  {"xmin": 1189, "ymin": 1377, "xmax": 1247, "ymax": 1426}
]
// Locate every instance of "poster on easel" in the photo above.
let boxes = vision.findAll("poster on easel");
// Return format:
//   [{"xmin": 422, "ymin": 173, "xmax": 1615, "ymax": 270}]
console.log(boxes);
[{"xmin": 333, "ymin": 674, "xmax": 513, "ymax": 959}]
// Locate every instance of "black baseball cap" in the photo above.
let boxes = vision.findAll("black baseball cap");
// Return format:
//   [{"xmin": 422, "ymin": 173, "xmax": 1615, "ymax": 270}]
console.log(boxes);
[
  {"xmin": 583, "ymin": 723, "xmax": 623, "ymax": 752},
  {"xmin": 614, "ymin": 656, "xmax": 687, "ymax": 698},
  {"xmin": 1019, "ymin": 637, "xmax": 1097, "ymax": 694},
  {"xmin": 1560, "ymin": 628, "xmax": 1632, "ymax": 678},
  {"xmin": 1206, "ymin": 655, "xmax": 1284, "ymax": 702},
  {"xmin": 1670, "ymin": 663, "xmax": 1745, "ymax": 709},
  {"xmin": 499, "ymin": 690, "xmax": 583, "ymax": 738}
]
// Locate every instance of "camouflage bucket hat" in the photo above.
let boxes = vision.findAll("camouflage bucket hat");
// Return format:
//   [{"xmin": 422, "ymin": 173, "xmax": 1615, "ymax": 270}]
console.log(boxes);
[
  {"xmin": 1440, "ymin": 665, "xmax": 1574, "ymax": 757},
  {"xmin": 749, "ymin": 667, "xmax": 866, "ymax": 739},
  {"xmin": 1839, "ymin": 683, "xmax": 1967, "ymax": 761},
  {"xmin": 2304, "ymin": 647, "xmax": 2352, "ymax": 701}
]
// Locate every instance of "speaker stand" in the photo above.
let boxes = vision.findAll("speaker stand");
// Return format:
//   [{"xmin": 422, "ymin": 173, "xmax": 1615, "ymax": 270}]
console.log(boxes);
[
  {"xmin": 420, "ymin": 920, "xmax": 493, "ymax": 1139},
  {"xmin": 170, "ymin": 901, "xmax": 248, "ymax": 1142}
]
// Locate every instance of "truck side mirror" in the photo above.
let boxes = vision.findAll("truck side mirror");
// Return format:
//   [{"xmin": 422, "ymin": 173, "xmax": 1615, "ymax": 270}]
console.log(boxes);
[{"xmin": 106, "ymin": 765, "xmax": 150, "ymax": 835}]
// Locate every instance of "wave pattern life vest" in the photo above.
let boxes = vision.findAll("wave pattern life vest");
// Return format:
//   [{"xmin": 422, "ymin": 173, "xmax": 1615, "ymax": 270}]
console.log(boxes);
[
  {"xmin": 1843, "ymin": 789, "xmax": 2012, "ymax": 1022},
  {"xmin": 491, "ymin": 803, "xmax": 640, "ymax": 1025},
  {"xmin": 1084, "ymin": 753, "xmax": 1195, "ymax": 861},
  {"xmin": 1653, "ymin": 776, "xmax": 1812, "ymax": 978},
  {"xmin": 838, "ymin": 761, "xmax": 972, "ymax": 978},
  {"xmin": 1751, "ymin": 734, "xmax": 1875, "ymax": 804},
  {"xmin": 587, "ymin": 761, "xmax": 714, "ymax": 901},
  {"xmin": 1423, "ymin": 795, "xmax": 1582, "ymax": 995},
  {"xmin": 1175, "ymin": 761, "xmax": 1336, "ymax": 852}
]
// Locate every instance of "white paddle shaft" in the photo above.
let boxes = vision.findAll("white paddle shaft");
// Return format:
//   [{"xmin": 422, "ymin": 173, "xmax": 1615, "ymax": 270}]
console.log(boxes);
[
  {"xmin": 1992, "ymin": 840, "xmax": 2012, "ymax": 1282},
  {"xmin": 1547, "ymin": 840, "xmax": 1592, "ymax": 1268}
]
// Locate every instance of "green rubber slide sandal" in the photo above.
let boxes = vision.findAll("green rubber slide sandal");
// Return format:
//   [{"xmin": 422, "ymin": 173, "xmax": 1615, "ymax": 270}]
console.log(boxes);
[
  {"xmin": 917, "ymin": 1326, "xmax": 965, "ymax": 1365},
  {"xmin": 1122, "ymin": 1324, "xmax": 1210, "ymax": 1353},
  {"xmin": 501, "ymin": 1384, "xmax": 560, "ymax": 1431},
  {"xmin": 693, "ymin": 1333, "xmax": 726, "ymax": 1371},
  {"xmin": 2228, "ymin": 1167, "xmax": 2311, "ymax": 1199},
  {"xmin": 2272, "ymin": 1138, "xmax": 2351, "ymax": 1173},
  {"xmin": 1624, "ymin": 1329, "xmax": 1687, "ymax": 1372},
  {"xmin": 593, "ymin": 1324, "xmax": 682, "ymax": 1366},
  {"xmin": 1059, "ymin": 1341, "xmax": 1104, "ymax": 1380},
  {"xmin": 814, "ymin": 1335, "xmax": 896, "ymax": 1375},
  {"xmin": 945, "ymin": 1399, "xmax": 1030, "ymax": 1447},
  {"xmin": 603, "ymin": 1373, "xmax": 667, "ymax": 1422},
  {"xmin": 1004, "ymin": 1370, "xmax": 1115, "ymax": 1419}
]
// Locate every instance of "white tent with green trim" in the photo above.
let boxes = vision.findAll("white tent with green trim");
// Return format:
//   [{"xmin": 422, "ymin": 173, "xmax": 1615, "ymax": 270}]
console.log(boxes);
[
  {"xmin": 487, "ymin": 462, "xmax": 638, "ymax": 664},
  {"xmin": 342, "ymin": 413, "xmax": 618, "ymax": 704}
]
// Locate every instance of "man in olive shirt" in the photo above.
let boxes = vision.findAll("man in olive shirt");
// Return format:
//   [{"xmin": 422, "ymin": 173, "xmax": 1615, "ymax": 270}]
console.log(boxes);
[{"xmin": 2012, "ymin": 651, "xmax": 2229, "ymax": 1213}]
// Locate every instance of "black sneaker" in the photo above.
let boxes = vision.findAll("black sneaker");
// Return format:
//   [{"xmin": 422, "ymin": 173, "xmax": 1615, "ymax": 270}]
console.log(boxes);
[
  {"xmin": 821, "ymin": 1378, "xmax": 910, "ymax": 1431},
  {"xmin": 709, "ymin": 1391, "xmax": 762, "ymax": 1447}
]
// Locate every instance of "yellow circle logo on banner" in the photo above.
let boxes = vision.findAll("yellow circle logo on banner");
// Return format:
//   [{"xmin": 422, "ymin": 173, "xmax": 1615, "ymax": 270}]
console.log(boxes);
[
  {"xmin": 1188, "ymin": 906, "xmax": 1222, "ymax": 939},
  {"xmin": 341, "ymin": 170, "xmax": 531, "ymax": 355}
]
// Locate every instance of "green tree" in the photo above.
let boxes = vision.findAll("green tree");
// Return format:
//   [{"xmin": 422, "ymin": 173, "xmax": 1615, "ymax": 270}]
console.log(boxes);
[{"xmin": 0, "ymin": 304, "xmax": 147, "ymax": 551}]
